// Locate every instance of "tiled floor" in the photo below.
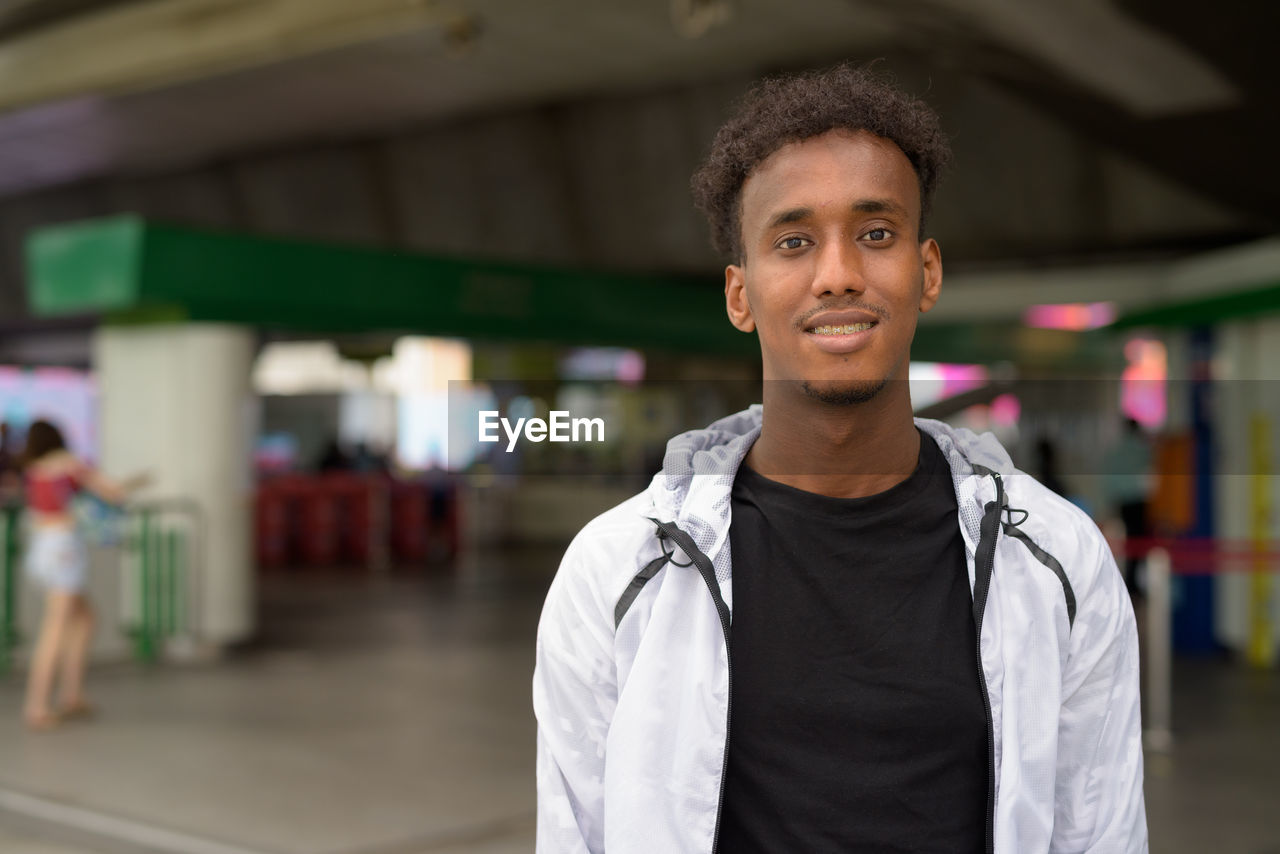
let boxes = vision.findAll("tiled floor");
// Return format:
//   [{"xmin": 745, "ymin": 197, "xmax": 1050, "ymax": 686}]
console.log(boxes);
[
  {"xmin": 0, "ymin": 547, "xmax": 1276, "ymax": 854},
  {"xmin": 0, "ymin": 547, "xmax": 554, "ymax": 854},
  {"xmin": 1142, "ymin": 656, "xmax": 1280, "ymax": 854},
  {"xmin": 0, "ymin": 825, "xmax": 102, "ymax": 854}
]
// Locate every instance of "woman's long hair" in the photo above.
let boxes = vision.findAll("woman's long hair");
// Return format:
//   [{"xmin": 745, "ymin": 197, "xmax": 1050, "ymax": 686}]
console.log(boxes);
[{"xmin": 20, "ymin": 419, "xmax": 67, "ymax": 468}]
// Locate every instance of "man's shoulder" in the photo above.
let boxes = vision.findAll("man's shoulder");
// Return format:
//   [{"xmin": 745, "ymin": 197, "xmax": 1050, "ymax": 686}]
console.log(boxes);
[
  {"xmin": 572, "ymin": 489, "xmax": 656, "ymax": 543},
  {"xmin": 553, "ymin": 489, "xmax": 660, "ymax": 599},
  {"xmin": 1006, "ymin": 470, "xmax": 1116, "ymax": 591}
]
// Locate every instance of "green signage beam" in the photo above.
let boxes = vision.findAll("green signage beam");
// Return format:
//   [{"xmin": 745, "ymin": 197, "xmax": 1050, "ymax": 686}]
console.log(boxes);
[
  {"xmin": 1112, "ymin": 281, "xmax": 1280, "ymax": 329},
  {"xmin": 27, "ymin": 216, "xmax": 755, "ymax": 356}
]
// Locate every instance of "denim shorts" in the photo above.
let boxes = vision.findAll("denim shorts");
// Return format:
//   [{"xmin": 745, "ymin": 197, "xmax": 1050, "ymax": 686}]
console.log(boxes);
[{"xmin": 24, "ymin": 527, "xmax": 88, "ymax": 593}]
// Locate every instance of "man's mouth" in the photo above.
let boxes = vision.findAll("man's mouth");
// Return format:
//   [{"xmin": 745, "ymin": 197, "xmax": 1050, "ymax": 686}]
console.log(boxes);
[{"xmin": 808, "ymin": 322, "xmax": 876, "ymax": 336}]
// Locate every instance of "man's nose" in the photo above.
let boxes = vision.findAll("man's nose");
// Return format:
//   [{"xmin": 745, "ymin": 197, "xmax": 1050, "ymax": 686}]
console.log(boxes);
[{"xmin": 810, "ymin": 239, "xmax": 865, "ymax": 298}]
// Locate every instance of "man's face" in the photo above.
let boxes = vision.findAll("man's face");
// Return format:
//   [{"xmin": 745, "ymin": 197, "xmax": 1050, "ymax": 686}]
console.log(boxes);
[{"xmin": 725, "ymin": 129, "xmax": 942, "ymax": 405}]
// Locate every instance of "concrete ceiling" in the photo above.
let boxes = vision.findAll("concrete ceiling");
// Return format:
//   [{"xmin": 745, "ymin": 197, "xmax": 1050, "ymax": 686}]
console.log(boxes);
[{"xmin": 0, "ymin": 0, "xmax": 1274, "ymax": 226}]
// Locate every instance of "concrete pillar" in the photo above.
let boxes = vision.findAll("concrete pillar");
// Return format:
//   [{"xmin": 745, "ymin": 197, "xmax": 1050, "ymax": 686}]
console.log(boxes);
[
  {"xmin": 94, "ymin": 324, "xmax": 256, "ymax": 648},
  {"xmin": 1162, "ymin": 328, "xmax": 1192, "ymax": 433}
]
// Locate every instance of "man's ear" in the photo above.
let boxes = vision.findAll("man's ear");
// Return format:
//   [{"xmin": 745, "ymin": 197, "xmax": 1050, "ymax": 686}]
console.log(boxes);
[
  {"xmin": 918, "ymin": 238, "xmax": 943, "ymax": 314},
  {"xmin": 725, "ymin": 264, "xmax": 756, "ymax": 332}
]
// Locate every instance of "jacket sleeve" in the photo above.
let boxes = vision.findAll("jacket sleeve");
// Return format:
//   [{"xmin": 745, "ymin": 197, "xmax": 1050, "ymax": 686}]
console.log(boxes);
[
  {"xmin": 1051, "ymin": 526, "xmax": 1149, "ymax": 853},
  {"xmin": 533, "ymin": 533, "xmax": 619, "ymax": 854}
]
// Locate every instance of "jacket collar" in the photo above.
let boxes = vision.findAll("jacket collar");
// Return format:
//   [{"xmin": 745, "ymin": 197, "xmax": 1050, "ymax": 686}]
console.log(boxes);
[{"xmin": 646, "ymin": 405, "xmax": 1016, "ymax": 571}]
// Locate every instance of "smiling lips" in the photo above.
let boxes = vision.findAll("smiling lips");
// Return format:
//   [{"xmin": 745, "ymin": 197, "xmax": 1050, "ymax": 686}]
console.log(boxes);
[
  {"xmin": 810, "ymin": 322, "xmax": 874, "ymax": 336},
  {"xmin": 802, "ymin": 310, "xmax": 880, "ymax": 352}
]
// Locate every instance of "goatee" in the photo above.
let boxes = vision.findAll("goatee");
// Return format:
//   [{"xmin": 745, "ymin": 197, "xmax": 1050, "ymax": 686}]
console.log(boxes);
[{"xmin": 799, "ymin": 378, "xmax": 887, "ymax": 406}]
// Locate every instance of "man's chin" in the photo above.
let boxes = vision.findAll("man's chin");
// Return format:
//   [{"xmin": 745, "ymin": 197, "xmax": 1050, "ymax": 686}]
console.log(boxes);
[{"xmin": 799, "ymin": 378, "xmax": 888, "ymax": 406}]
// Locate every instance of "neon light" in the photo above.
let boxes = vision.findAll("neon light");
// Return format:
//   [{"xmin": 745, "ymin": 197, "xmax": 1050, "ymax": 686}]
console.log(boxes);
[
  {"xmin": 1121, "ymin": 337, "xmax": 1166, "ymax": 428},
  {"xmin": 989, "ymin": 393, "xmax": 1022, "ymax": 426},
  {"xmin": 909, "ymin": 362, "xmax": 990, "ymax": 410},
  {"xmin": 1023, "ymin": 302, "xmax": 1117, "ymax": 331}
]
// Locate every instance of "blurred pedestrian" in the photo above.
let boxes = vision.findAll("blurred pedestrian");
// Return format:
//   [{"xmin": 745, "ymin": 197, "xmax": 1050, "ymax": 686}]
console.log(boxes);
[
  {"xmin": 316, "ymin": 437, "xmax": 352, "ymax": 472},
  {"xmin": 1034, "ymin": 437, "xmax": 1068, "ymax": 498},
  {"xmin": 19, "ymin": 419, "xmax": 147, "ymax": 731},
  {"xmin": 1104, "ymin": 418, "xmax": 1154, "ymax": 596},
  {"xmin": 351, "ymin": 441, "xmax": 390, "ymax": 474},
  {"xmin": 0, "ymin": 421, "xmax": 20, "ymax": 499}
]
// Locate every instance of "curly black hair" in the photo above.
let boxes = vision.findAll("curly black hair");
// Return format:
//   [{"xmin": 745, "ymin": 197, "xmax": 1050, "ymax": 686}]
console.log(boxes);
[{"xmin": 691, "ymin": 64, "xmax": 951, "ymax": 261}]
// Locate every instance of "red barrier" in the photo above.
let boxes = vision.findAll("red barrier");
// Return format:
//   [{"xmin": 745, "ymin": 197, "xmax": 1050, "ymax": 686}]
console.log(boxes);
[
  {"xmin": 1112, "ymin": 537, "xmax": 1280, "ymax": 573},
  {"xmin": 298, "ymin": 481, "xmax": 340, "ymax": 566},
  {"xmin": 390, "ymin": 481, "xmax": 428, "ymax": 563},
  {"xmin": 255, "ymin": 474, "xmax": 456, "ymax": 571},
  {"xmin": 254, "ymin": 486, "xmax": 291, "ymax": 569},
  {"xmin": 322, "ymin": 474, "xmax": 376, "ymax": 565}
]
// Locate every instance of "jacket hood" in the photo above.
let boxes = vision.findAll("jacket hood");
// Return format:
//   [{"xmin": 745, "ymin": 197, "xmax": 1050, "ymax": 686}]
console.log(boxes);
[{"xmin": 646, "ymin": 405, "xmax": 1017, "ymax": 578}]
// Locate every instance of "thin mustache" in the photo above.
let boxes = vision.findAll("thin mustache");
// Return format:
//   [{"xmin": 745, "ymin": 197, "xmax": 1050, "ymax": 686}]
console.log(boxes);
[{"xmin": 795, "ymin": 301, "xmax": 890, "ymax": 330}]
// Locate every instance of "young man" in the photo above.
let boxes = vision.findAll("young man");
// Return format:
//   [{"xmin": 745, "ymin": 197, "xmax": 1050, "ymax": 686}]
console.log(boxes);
[{"xmin": 534, "ymin": 65, "xmax": 1147, "ymax": 853}]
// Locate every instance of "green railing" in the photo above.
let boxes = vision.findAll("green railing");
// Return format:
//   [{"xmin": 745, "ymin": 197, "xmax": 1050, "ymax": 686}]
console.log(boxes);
[
  {"xmin": 0, "ymin": 502, "xmax": 21, "ymax": 674},
  {"xmin": 0, "ymin": 498, "xmax": 201, "ymax": 670},
  {"xmin": 122, "ymin": 500, "xmax": 201, "ymax": 664}
]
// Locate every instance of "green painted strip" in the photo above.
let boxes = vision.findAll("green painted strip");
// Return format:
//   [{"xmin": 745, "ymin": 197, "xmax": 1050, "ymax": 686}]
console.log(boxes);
[
  {"xmin": 1113, "ymin": 280, "xmax": 1280, "ymax": 329},
  {"xmin": 26, "ymin": 217, "xmax": 754, "ymax": 356},
  {"xmin": 911, "ymin": 322, "xmax": 1124, "ymax": 370}
]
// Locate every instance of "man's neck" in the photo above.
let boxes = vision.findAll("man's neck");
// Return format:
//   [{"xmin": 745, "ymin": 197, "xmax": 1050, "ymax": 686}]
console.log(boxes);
[{"xmin": 744, "ymin": 384, "xmax": 920, "ymax": 499}]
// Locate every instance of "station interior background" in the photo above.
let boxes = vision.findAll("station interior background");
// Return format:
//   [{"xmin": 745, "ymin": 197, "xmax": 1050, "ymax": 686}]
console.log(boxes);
[{"xmin": 0, "ymin": 1, "xmax": 1277, "ymax": 852}]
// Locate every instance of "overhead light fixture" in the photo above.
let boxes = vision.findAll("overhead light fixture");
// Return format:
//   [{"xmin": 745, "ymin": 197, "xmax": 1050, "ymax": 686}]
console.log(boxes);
[{"xmin": 670, "ymin": 0, "xmax": 734, "ymax": 40}]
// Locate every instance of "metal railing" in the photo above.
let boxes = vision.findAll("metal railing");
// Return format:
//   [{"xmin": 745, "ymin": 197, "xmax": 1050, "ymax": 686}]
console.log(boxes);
[
  {"xmin": 0, "ymin": 498, "xmax": 203, "ymax": 670},
  {"xmin": 0, "ymin": 502, "xmax": 21, "ymax": 674},
  {"xmin": 1145, "ymin": 547, "xmax": 1173, "ymax": 752},
  {"xmin": 120, "ymin": 499, "xmax": 203, "ymax": 663},
  {"xmin": 1133, "ymin": 538, "xmax": 1280, "ymax": 753}
]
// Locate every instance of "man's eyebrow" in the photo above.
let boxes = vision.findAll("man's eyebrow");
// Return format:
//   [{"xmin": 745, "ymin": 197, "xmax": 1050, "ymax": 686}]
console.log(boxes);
[
  {"xmin": 764, "ymin": 200, "xmax": 908, "ymax": 230},
  {"xmin": 852, "ymin": 198, "xmax": 909, "ymax": 218},
  {"xmin": 765, "ymin": 207, "xmax": 814, "ymax": 229}
]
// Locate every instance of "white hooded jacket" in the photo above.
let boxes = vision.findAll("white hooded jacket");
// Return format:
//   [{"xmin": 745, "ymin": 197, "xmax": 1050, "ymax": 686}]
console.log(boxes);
[{"xmin": 534, "ymin": 406, "xmax": 1147, "ymax": 853}]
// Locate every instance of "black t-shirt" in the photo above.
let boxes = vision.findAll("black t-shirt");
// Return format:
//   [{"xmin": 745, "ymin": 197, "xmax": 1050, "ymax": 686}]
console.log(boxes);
[{"xmin": 718, "ymin": 430, "xmax": 987, "ymax": 854}]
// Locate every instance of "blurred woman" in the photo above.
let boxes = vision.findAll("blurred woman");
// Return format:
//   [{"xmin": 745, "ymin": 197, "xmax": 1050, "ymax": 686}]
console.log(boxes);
[{"xmin": 20, "ymin": 420, "xmax": 146, "ymax": 730}]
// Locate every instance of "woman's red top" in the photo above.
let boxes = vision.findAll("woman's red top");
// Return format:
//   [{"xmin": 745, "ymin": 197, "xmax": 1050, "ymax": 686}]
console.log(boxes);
[{"xmin": 26, "ymin": 471, "xmax": 81, "ymax": 513}]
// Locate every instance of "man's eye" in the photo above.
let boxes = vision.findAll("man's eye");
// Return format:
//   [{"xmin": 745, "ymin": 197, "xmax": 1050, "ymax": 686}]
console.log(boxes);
[
  {"xmin": 863, "ymin": 228, "xmax": 891, "ymax": 242},
  {"xmin": 778, "ymin": 237, "xmax": 808, "ymax": 250}
]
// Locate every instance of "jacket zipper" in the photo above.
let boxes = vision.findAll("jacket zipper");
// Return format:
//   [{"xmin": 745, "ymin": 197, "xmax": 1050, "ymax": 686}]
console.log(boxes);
[
  {"xmin": 663, "ymin": 471, "xmax": 1000, "ymax": 854},
  {"xmin": 709, "ymin": 584, "xmax": 731, "ymax": 854},
  {"xmin": 650, "ymin": 520, "xmax": 733, "ymax": 854},
  {"xmin": 973, "ymin": 471, "xmax": 1003, "ymax": 854}
]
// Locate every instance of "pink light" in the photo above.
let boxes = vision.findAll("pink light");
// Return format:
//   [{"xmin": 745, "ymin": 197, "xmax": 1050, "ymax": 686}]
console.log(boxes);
[
  {"xmin": 1121, "ymin": 338, "xmax": 1166, "ymax": 428},
  {"xmin": 618, "ymin": 351, "xmax": 646, "ymax": 385},
  {"xmin": 989, "ymin": 393, "xmax": 1021, "ymax": 426},
  {"xmin": 938, "ymin": 364, "xmax": 989, "ymax": 396},
  {"xmin": 1023, "ymin": 302, "xmax": 1117, "ymax": 331}
]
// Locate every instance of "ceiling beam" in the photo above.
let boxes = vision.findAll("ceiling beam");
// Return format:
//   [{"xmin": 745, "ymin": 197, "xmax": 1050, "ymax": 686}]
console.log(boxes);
[
  {"xmin": 0, "ymin": 0, "xmax": 466, "ymax": 113},
  {"xmin": 915, "ymin": 0, "xmax": 1238, "ymax": 116}
]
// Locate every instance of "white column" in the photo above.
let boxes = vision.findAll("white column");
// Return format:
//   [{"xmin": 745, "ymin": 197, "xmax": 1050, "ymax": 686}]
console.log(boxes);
[
  {"xmin": 1211, "ymin": 318, "xmax": 1280, "ymax": 660},
  {"xmin": 94, "ymin": 324, "xmax": 256, "ymax": 647}
]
